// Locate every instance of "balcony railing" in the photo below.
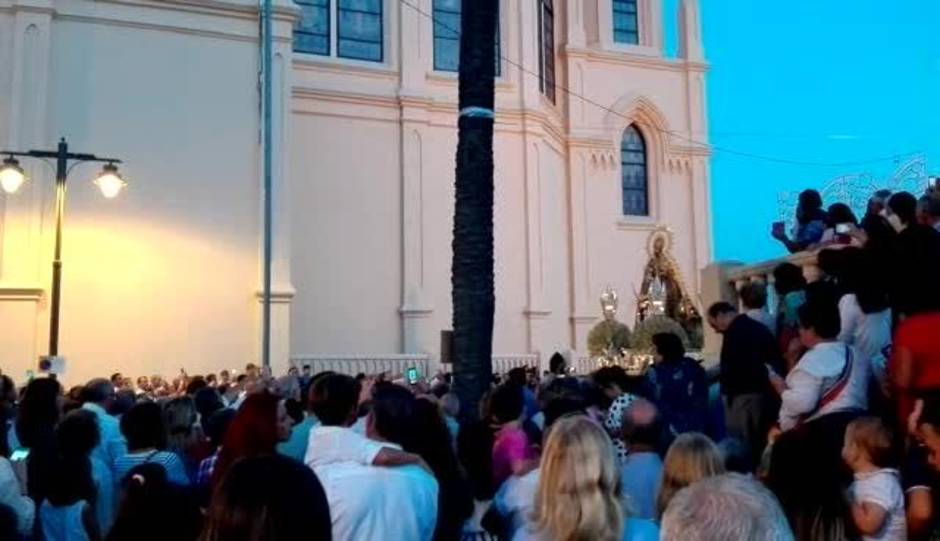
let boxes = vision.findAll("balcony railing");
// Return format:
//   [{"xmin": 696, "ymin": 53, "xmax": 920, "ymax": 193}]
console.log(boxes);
[{"xmin": 699, "ymin": 250, "xmax": 821, "ymax": 360}]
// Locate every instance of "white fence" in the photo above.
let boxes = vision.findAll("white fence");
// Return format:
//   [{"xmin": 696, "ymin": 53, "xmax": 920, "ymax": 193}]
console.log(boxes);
[
  {"xmin": 290, "ymin": 354, "xmax": 431, "ymax": 377},
  {"xmin": 291, "ymin": 353, "xmax": 541, "ymax": 377},
  {"xmin": 491, "ymin": 354, "xmax": 540, "ymax": 374}
]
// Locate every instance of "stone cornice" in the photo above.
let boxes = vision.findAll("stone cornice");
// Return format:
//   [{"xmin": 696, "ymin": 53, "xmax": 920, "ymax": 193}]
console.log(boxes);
[
  {"xmin": 0, "ymin": 285, "xmax": 44, "ymax": 301},
  {"xmin": 91, "ymin": 0, "xmax": 298, "ymax": 22},
  {"xmin": 54, "ymin": 13, "xmax": 293, "ymax": 43},
  {"xmin": 563, "ymin": 45, "xmax": 710, "ymax": 74}
]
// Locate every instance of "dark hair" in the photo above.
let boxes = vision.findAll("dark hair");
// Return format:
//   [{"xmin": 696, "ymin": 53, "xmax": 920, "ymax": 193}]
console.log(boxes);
[
  {"xmin": 706, "ymin": 301, "xmax": 737, "ymax": 319},
  {"xmin": 121, "ymin": 402, "xmax": 168, "ymax": 452},
  {"xmin": 799, "ymin": 189, "xmax": 823, "ymax": 211},
  {"xmin": 202, "ymin": 455, "xmax": 332, "ymax": 541},
  {"xmin": 16, "ymin": 378, "xmax": 62, "ymax": 449},
  {"xmin": 111, "ymin": 373, "xmax": 123, "ymax": 384},
  {"xmin": 109, "ymin": 463, "xmax": 202, "ymax": 541},
  {"xmin": 204, "ymin": 408, "xmax": 236, "ymax": 449},
  {"xmin": 82, "ymin": 378, "xmax": 115, "ymax": 404},
  {"xmin": 797, "ymin": 189, "xmax": 825, "ymax": 225},
  {"xmin": 652, "ymin": 333, "xmax": 686, "ymax": 361},
  {"xmin": 542, "ymin": 399, "xmax": 584, "ymax": 431},
  {"xmin": 370, "ymin": 383, "xmax": 417, "ymax": 446},
  {"xmin": 186, "ymin": 377, "xmax": 208, "ymax": 396},
  {"xmin": 488, "ymin": 384, "xmax": 524, "ymax": 425},
  {"xmin": 47, "ymin": 410, "xmax": 99, "ymax": 507},
  {"xmin": 592, "ymin": 366, "xmax": 630, "ymax": 392},
  {"xmin": 507, "ymin": 367, "xmax": 527, "ymax": 387},
  {"xmin": 284, "ymin": 399, "xmax": 304, "ymax": 425},
  {"xmin": 831, "ymin": 249, "xmax": 889, "ymax": 314},
  {"xmin": 194, "ymin": 388, "xmax": 225, "ymax": 420},
  {"xmin": 773, "ymin": 263, "xmax": 806, "ymax": 295},
  {"xmin": 309, "ymin": 374, "xmax": 360, "ymax": 426},
  {"xmin": 621, "ymin": 404, "xmax": 661, "ymax": 448},
  {"xmin": 825, "ymin": 203, "xmax": 858, "ymax": 227},
  {"xmin": 889, "ymin": 192, "xmax": 918, "ymax": 225},
  {"xmin": 56, "ymin": 409, "xmax": 100, "ymax": 459},
  {"xmin": 110, "ymin": 390, "xmax": 136, "ymax": 417},
  {"xmin": 411, "ymin": 398, "xmax": 473, "ymax": 541},
  {"xmin": 797, "ymin": 301, "xmax": 841, "ymax": 339},
  {"xmin": 738, "ymin": 282, "xmax": 767, "ymax": 310},
  {"xmin": 549, "ymin": 352, "xmax": 567, "ymax": 375}
]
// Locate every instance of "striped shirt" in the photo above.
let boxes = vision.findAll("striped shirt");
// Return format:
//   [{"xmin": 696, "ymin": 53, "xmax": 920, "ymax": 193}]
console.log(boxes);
[{"xmin": 114, "ymin": 450, "xmax": 191, "ymax": 486}]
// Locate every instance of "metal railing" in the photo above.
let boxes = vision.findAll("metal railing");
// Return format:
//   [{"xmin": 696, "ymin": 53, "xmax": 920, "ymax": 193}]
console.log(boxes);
[
  {"xmin": 291, "ymin": 353, "xmax": 541, "ymax": 377},
  {"xmin": 290, "ymin": 354, "xmax": 431, "ymax": 377},
  {"xmin": 491, "ymin": 354, "xmax": 540, "ymax": 374}
]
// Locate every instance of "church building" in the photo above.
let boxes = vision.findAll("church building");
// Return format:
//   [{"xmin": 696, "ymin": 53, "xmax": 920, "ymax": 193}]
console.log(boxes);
[{"xmin": 0, "ymin": 0, "xmax": 711, "ymax": 381}]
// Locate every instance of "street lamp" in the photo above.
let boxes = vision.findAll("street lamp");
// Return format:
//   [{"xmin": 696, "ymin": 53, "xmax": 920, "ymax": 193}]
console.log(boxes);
[{"xmin": 0, "ymin": 137, "xmax": 126, "ymax": 362}]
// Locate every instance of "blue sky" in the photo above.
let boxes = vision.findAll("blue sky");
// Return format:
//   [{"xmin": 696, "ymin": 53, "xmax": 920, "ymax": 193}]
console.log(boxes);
[{"xmin": 664, "ymin": 0, "xmax": 940, "ymax": 262}]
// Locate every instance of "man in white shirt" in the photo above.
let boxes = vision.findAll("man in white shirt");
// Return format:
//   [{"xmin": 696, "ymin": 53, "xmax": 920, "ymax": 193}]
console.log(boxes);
[
  {"xmin": 306, "ymin": 376, "xmax": 438, "ymax": 541},
  {"xmin": 770, "ymin": 302, "xmax": 868, "ymax": 431}
]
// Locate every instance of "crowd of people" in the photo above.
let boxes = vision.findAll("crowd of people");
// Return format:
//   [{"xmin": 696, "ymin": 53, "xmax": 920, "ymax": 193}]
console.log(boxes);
[{"xmin": 0, "ymin": 185, "xmax": 938, "ymax": 541}]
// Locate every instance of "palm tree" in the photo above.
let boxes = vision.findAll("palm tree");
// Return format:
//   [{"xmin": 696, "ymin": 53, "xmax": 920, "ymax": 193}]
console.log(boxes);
[{"xmin": 452, "ymin": 0, "xmax": 497, "ymax": 420}]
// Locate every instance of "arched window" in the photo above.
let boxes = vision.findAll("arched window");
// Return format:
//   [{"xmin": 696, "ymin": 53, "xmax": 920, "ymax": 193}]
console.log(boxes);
[{"xmin": 621, "ymin": 125, "xmax": 648, "ymax": 216}]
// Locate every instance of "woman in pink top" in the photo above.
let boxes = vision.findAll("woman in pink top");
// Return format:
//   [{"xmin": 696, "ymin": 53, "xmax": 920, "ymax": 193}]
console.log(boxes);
[{"xmin": 489, "ymin": 384, "xmax": 538, "ymax": 488}]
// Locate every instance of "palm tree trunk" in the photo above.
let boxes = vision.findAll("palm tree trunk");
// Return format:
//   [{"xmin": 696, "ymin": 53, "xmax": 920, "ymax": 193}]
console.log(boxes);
[{"xmin": 452, "ymin": 0, "xmax": 497, "ymax": 420}]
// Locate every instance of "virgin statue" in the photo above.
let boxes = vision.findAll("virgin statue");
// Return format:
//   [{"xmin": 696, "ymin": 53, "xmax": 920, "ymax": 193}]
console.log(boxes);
[{"xmin": 635, "ymin": 227, "xmax": 703, "ymax": 347}]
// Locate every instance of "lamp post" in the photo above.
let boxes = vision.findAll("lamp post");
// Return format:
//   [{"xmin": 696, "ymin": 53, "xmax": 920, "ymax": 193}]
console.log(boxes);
[{"xmin": 0, "ymin": 137, "xmax": 126, "ymax": 360}]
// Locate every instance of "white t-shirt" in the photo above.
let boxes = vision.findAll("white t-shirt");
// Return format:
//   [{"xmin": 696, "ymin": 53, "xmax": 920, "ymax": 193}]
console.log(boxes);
[
  {"xmin": 779, "ymin": 341, "xmax": 868, "ymax": 431},
  {"xmin": 314, "ymin": 456, "xmax": 439, "ymax": 541},
  {"xmin": 304, "ymin": 425, "xmax": 386, "ymax": 469},
  {"xmin": 494, "ymin": 468, "xmax": 540, "ymax": 538},
  {"xmin": 0, "ymin": 457, "xmax": 34, "ymax": 537},
  {"xmin": 838, "ymin": 294, "xmax": 892, "ymax": 386},
  {"xmin": 850, "ymin": 469, "xmax": 907, "ymax": 541}
]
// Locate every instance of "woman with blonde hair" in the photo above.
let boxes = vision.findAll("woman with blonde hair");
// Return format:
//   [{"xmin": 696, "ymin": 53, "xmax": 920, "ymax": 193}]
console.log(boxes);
[
  {"xmin": 656, "ymin": 432, "xmax": 725, "ymax": 518},
  {"xmin": 517, "ymin": 415, "xmax": 658, "ymax": 541},
  {"xmin": 162, "ymin": 396, "xmax": 205, "ymax": 477}
]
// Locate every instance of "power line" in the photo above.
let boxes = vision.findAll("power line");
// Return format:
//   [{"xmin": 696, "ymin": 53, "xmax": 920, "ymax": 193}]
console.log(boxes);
[{"xmin": 398, "ymin": 0, "xmax": 921, "ymax": 168}]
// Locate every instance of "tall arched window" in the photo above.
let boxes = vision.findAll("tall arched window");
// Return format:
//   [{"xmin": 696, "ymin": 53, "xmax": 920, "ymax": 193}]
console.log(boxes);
[{"xmin": 621, "ymin": 125, "xmax": 648, "ymax": 216}]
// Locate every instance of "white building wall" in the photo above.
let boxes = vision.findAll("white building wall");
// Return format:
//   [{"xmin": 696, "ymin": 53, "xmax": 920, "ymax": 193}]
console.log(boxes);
[{"xmin": 0, "ymin": 0, "xmax": 710, "ymax": 382}]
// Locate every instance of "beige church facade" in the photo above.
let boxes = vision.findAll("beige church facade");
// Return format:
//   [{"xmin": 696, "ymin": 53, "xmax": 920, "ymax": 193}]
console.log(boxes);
[{"xmin": 0, "ymin": 0, "xmax": 712, "ymax": 383}]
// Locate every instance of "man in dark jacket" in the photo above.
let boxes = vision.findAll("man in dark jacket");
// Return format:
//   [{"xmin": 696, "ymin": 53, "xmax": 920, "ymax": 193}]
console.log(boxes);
[{"xmin": 707, "ymin": 302, "xmax": 782, "ymax": 463}]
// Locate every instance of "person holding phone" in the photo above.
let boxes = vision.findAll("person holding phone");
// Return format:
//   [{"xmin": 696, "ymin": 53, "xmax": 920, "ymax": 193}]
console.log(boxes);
[
  {"xmin": 771, "ymin": 189, "xmax": 828, "ymax": 253},
  {"xmin": 817, "ymin": 203, "xmax": 864, "ymax": 248},
  {"xmin": 0, "ymin": 421, "xmax": 34, "ymax": 538}
]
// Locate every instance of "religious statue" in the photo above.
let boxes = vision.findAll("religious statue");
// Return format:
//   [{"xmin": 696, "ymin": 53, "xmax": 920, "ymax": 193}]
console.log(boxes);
[
  {"xmin": 634, "ymin": 227, "xmax": 703, "ymax": 349},
  {"xmin": 587, "ymin": 287, "xmax": 633, "ymax": 359}
]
